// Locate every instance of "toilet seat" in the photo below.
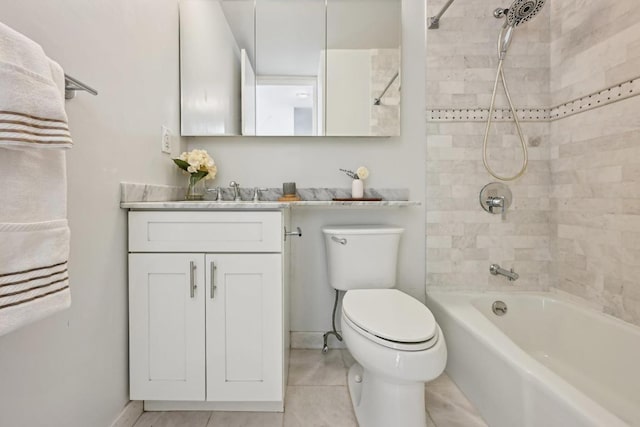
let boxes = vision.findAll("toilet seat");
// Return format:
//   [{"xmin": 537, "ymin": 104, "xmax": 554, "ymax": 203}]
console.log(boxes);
[{"xmin": 342, "ymin": 289, "xmax": 439, "ymax": 351}]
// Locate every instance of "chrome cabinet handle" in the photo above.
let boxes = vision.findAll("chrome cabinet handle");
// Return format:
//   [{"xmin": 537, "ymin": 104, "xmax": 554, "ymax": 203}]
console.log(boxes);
[
  {"xmin": 190, "ymin": 261, "xmax": 197, "ymax": 298},
  {"xmin": 331, "ymin": 236, "xmax": 347, "ymax": 245},
  {"xmin": 210, "ymin": 261, "xmax": 217, "ymax": 299}
]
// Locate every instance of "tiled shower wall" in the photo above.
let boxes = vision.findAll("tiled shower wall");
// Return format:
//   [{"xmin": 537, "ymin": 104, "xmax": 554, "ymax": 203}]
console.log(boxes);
[
  {"xmin": 426, "ymin": 0, "xmax": 640, "ymax": 326},
  {"xmin": 425, "ymin": 0, "xmax": 552, "ymax": 291},
  {"xmin": 550, "ymin": 0, "xmax": 640, "ymax": 326}
]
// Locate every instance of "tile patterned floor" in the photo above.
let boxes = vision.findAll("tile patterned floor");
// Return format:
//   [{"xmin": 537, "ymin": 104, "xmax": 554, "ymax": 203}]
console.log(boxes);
[{"xmin": 133, "ymin": 349, "xmax": 487, "ymax": 427}]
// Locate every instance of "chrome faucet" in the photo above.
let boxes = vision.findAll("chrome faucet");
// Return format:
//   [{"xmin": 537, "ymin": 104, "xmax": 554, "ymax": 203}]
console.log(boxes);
[
  {"xmin": 206, "ymin": 186, "xmax": 222, "ymax": 201},
  {"xmin": 490, "ymin": 264, "xmax": 519, "ymax": 281},
  {"xmin": 229, "ymin": 181, "xmax": 241, "ymax": 201},
  {"xmin": 253, "ymin": 187, "xmax": 267, "ymax": 202}
]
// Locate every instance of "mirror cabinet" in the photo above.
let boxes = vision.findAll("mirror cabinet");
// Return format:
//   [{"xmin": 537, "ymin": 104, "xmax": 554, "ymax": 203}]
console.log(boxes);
[{"xmin": 180, "ymin": 0, "xmax": 401, "ymax": 137}]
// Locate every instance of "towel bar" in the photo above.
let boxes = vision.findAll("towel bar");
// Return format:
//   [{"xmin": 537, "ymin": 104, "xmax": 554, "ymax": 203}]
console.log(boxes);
[{"xmin": 64, "ymin": 74, "xmax": 98, "ymax": 99}]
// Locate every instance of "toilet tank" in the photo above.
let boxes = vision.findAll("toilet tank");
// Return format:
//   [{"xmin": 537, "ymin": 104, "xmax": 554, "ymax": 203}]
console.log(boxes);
[{"xmin": 322, "ymin": 225, "xmax": 404, "ymax": 291}]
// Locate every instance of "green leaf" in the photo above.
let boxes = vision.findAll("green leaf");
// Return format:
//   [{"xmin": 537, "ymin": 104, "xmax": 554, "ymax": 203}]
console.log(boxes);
[
  {"xmin": 190, "ymin": 170, "xmax": 208, "ymax": 182},
  {"xmin": 173, "ymin": 158, "xmax": 190, "ymax": 171}
]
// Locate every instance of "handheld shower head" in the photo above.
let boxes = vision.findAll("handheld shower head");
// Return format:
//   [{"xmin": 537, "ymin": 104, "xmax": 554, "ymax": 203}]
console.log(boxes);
[
  {"xmin": 498, "ymin": 26, "xmax": 515, "ymax": 59},
  {"xmin": 505, "ymin": 0, "xmax": 546, "ymax": 27},
  {"xmin": 484, "ymin": 0, "xmax": 546, "ymax": 181},
  {"xmin": 496, "ymin": 0, "xmax": 546, "ymax": 59}
]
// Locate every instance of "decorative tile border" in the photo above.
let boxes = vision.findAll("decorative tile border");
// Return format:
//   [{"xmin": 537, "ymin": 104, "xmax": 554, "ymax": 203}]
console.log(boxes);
[
  {"xmin": 428, "ymin": 76, "xmax": 640, "ymax": 123},
  {"xmin": 549, "ymin": 77, "xmax": 640, "ymax": 121},
  {"xmin": 427, "ymin": 107, "xmax": 550, "ymax": 122}
]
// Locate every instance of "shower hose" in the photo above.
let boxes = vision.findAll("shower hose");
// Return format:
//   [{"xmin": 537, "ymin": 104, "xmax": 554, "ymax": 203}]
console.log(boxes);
[{"xmin": 482, "ymin": 58, "xmax": 529, "ymax": 181}]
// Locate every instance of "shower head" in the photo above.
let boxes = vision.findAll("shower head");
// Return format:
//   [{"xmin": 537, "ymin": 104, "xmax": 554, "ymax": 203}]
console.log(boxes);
[
  {"xmin": 495, "ymin": 0, "xmax": 546, "ymax": 59},
  {"xmin": 506, "ymin": 0, "xmax": 546, "ymax": 27}
]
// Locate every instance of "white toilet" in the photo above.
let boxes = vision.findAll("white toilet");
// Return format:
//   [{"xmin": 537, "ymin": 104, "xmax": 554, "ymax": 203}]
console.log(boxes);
[{"xmin": 322, "ymin": 225, "xmax": 447, "ymax": 427}]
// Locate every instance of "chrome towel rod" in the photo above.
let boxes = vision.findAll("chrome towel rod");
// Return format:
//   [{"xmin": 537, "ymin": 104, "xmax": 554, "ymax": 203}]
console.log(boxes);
[
  {"xmin": 428, "ymin": 0, "xmax": 455, "ymax": 29},
  {"xmin": 64, "ymin": 74, "xmax": 98, "ymax": 100},
  {"xmin": 373, "ymin": 71, "xmax": 399, "ymax": 106}
]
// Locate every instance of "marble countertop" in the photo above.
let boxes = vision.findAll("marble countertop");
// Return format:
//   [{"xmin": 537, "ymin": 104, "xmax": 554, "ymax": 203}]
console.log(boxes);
[
  {"xmin": 120, "ymin": 183, "xmax": 421, "ymax": 210},
  {"xmin": 120, "ymin": 200, "xmax": 420, "ymax": 210}
]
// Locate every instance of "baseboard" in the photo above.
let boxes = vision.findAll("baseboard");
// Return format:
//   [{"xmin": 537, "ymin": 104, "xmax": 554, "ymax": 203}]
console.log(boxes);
[
  {"xmin": 291, "ymin": 331, "xmax": 346, "ymax": 349},
  {"xmin": 110, "ymin": 400, "xmax": 143, "ymax": 427}
]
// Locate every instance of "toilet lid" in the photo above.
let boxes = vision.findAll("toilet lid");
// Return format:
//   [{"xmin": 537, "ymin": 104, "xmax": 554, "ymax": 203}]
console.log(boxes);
[{"xmin": 342, "ymin": 289, "xmax": 437, "ymax": 344}]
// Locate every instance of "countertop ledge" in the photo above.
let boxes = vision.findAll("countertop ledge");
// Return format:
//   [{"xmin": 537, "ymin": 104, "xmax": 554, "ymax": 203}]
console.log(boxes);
[
  {"xmin": 120, "ymin": 183, "xmax": 420, "ymax": 209},
  {"xmin": 120, "ymin": 200, "xmax": 421, "ymax": 210}
]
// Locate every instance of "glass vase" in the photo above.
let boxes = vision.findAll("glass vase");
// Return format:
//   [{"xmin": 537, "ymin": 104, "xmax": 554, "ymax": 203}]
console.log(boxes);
[{"xmin": 185, "ymin": 175, "xmax": 205, "ymax": 200}]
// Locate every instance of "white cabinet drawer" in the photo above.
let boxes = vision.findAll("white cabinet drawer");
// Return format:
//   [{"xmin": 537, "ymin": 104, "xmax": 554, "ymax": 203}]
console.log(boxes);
[{"xmin": 129, "ymin": 211, "xmax": 282, "ymax": 253}]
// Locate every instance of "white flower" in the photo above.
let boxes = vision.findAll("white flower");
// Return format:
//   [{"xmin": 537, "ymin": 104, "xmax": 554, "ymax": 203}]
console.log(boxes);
[
  {"xmin": 205, "ymin": 164, "xmax": 218, "ymax": 180},
  {"xmin": 173, "ymin": 149, "xmax": 217, "ymax": 180},
  {"xmin": 356, "ymin": 166, "xmax": 369, "ymax": 180}
]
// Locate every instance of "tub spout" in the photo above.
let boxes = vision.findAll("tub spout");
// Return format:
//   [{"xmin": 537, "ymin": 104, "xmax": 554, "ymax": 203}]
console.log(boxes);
[{"xmin": 490, "ymin": 264, "xmax": 519, "ymax": 281}]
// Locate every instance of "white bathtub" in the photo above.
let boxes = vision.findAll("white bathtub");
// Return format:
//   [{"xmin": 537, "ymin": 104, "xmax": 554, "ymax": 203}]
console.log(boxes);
[{"xmin": 427, "ymin": 292, "xmax": 640, "ymax": 427}]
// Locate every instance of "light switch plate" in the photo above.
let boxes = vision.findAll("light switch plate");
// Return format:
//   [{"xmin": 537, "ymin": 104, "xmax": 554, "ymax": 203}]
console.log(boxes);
[{"xmin": 161, "ymin": 125, "xmax": 172, "ymax": 154}]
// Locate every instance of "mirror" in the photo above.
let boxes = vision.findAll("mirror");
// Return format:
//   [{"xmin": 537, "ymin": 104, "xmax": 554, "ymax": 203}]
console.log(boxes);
[
  {"xmin": 180, "ymin": 0, "xmax": 255, "ymax": 136},
  {"xmin": 180, "ymin": 0, "xmax": 401, "ymax": 137},
  {"xmin": 325, "ymin": 0, "xmax": 401, "ymax": 136},
  {"xmin": 254, "ymin": 0, "xmax": 325, "ymax": 136}
]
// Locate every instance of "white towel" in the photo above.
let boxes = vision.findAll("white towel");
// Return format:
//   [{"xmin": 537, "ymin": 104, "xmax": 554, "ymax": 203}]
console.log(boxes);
[
  {"xmin": 0, "ymin": 22, "xmax": 72, "ymax": 336},
  {"xmin": 0, "ymin": 221, "xmax": 70, "ymax": 336},
  {"xmin": 0, "ymin": 21, "xmax": 72, "ymax": 149}
]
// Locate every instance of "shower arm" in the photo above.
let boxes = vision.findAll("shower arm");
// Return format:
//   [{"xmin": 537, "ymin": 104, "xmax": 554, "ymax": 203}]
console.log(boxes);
[
  {"xmin": 373, "ymin": 71, "xmax": 400, "ymax": 106},
  {"xmin": 428, "ymin": 0, "xmax": 456, "ymax": 30}
]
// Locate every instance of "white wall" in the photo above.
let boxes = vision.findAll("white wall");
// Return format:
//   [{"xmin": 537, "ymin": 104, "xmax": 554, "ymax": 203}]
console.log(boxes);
[
  {"xmin": 188, "ymin": 0, "xmax": 426, "ymax": 337},
  {"xmin": 0, "ymin": 1, "xmax": 183, "ymax": 426}
]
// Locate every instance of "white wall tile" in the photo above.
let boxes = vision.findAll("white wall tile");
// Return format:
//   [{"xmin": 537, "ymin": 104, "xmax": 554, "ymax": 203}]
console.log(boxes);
[{"xmin": 428, "ymin": 0, "xmax": 640, "ymax": 325}]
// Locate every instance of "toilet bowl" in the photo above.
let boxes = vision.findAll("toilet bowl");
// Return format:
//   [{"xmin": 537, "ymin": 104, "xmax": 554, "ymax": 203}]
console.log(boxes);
[
  {"xmin": 322, "ymin": 225, "xmax": 447, "ymax": 427},
  {"xmin": 341, "ymin": 289, "xmax": 447, "ymax": 427}
]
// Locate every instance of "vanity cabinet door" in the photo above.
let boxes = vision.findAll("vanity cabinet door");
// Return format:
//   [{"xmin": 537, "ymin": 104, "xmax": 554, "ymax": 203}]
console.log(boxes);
[
  {"xmin": 129, "ymin": 253, "xmax": 206, "ymax": 401},
  {"xmin": 205, "ymin": 253, "xmax": 283, "ymax": 402}
]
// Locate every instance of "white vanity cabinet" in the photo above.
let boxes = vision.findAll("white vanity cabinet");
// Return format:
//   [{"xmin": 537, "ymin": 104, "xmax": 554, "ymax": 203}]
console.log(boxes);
[
  {"xmin": 205, "ymin": 253, "xmax": 282, "ymax": 402},
  {"xmin": 129, "ymin": 253, "xmax": 206, "ymax": 401},
  {"xmin": 128, "ymin": 210, "xmax": 289, "ymax": 411}
]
